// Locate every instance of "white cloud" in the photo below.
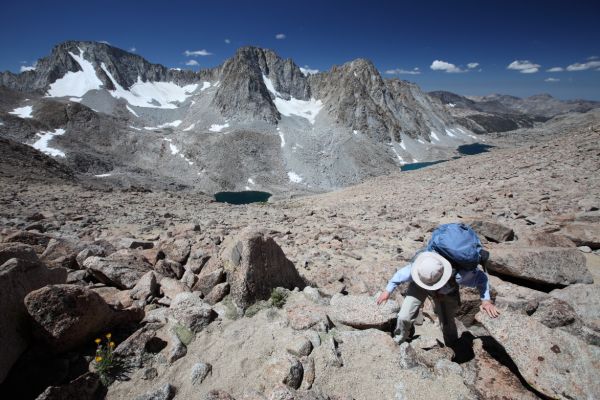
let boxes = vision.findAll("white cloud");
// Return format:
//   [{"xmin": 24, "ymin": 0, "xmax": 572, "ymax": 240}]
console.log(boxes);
[
  {"xmin": 467, "ymin": 62, "xmax": 479, "ymax": 69},
  {"xmin": 224, "ymin": 39, "xmax": 231, "ymax": 44},
  {"xmin": 566, "ymin": 60, "xmax": 600, "ymax": 71},
  {"xmin": 430, "ymin": 60, "xmax": 465, "ymax": 73},
  {"xmin": 130, "ymin": 47, "xmax": 137, "ymax": 52},
  {"xmin": 546, "ymin": 67, "xmax": 563, "ymax": 72},
  {"xmin": 20, "ymin": 64, "xmax": 36, "ymax": 72},
  {"xmin": 275, "ymin": 33, "xmax": 286, "ymax": 40},
  {"xmin": 184, "ymin": 49, "xmax": 212, "ymax": 57},
  {"xmin": 588, "ymin": 55, "xmax": 599, "ymax": 60},
  {"xmin": 300, "ymin": 66, "xmax": 319, "ymax": 75},
  {"xmin": 507, "ymin": 60, "xmax": 540, "ymax": 73},
  {"xmin": 185, "ymin": 59, "xmax": 199, "ymax": 66},
  {"xmin": 385, "ymin": 67, "xmax": 421, "ymax": 75},
  {"xmin": 545, "ymin": 77, "xmax": 560, "ymax": 82}
]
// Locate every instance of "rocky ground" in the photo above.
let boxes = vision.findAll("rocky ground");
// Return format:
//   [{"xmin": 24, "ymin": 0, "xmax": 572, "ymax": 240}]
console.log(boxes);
[{"xmin": 0, "ymin": 112, "xmax": 599, "ymax": 399}]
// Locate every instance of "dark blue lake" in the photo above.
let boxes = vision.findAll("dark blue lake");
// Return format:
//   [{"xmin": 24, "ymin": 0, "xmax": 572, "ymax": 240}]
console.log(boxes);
[
  {"xmin": 214, "ymin": 191, "xmax": 272, "ymax": 205},
  {"xmin": 401, "ymin": 143, "xmax": 494, "ymax": 171}
]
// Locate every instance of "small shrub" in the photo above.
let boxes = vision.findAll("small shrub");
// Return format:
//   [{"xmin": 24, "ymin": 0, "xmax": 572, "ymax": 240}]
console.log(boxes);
[
  {"xmin": 94, "ymin": 333, "xmax": 116, "ymax": 385},
  {"xmin": 244, "ymin": 300, "xmax": 270, "ymax": 317},
  {"xmin": 270, "ymin": 288, "xmax": 288, "ymax": 308}
]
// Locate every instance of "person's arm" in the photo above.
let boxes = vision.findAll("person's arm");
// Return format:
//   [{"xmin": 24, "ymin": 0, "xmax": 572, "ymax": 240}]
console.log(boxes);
[
  {"xmin": 456, "ymin": 269, "xmax": 499, "ymax": 318},
  {"xmin": 376, "ymin": 264, "xmax": 412, "ymax": 305}
]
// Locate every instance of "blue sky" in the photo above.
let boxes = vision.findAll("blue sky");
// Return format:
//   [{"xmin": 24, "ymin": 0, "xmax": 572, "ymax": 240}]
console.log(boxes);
[{"xmin": 1, "ymin": 0, "xmax": 599, "ymax": 100}]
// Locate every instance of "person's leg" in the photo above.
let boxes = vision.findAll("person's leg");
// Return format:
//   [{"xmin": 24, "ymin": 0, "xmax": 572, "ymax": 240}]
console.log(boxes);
[
  {"xmin": 394, "ymin": 282, "xmax": 428, "ymax": 344},
  {"xmin": 433, "ymin": 293, "xmax": 460, "ymax": 346}
]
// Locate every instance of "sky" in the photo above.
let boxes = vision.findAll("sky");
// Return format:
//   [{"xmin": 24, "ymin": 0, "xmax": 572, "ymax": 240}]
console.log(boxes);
[{"xmin": 1, "ymin": 0, "xmax": 599, "ymax": 100}]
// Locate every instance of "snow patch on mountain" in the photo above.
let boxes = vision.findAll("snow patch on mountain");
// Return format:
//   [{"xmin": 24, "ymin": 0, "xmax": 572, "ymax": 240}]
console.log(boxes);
[
  {"xmin": 100, "ymin": 63, "xmax": 198, "ymax": 109},
  {"xmin": 47, "ymin": 49, "xmax": 103, "ymax": 98},
  {"xmin": 430, "ymin": 132, "xmax": 440, "ymax": 141},
  {"xmin": 126, "ymin": 105, "xmax": 139, "ymax": 117},
  {"xmin": 9, "ymin": 105, "xmax": 33, "ymax": 118},
  {"xmin": 183, "ymin": 123, "xmax": 195, "ymax": 131},
  {"xmin": 32, "ymin": 128, "xmax": 66, "ymax": 157},
  {"xmin": 200, "ymin": 82, "xmax": 211, "ymax": 91},
  {"xmin": 209, "ymin": 123, "xmax": 229, "ymax": 132},
  {"xmin": 144, "ymin": 120, "xmax": 182, "ymax": 130},
  {"xmin": 162, "ymin": 138, "xmax": 179, "ymax": 155},
  {"xmin": 263, "ymin": 75, "xmax": 323, "ymax": 124},
  {"xmin": 288, "ymin": 171, "xmax": 303, "ymax": 183}
]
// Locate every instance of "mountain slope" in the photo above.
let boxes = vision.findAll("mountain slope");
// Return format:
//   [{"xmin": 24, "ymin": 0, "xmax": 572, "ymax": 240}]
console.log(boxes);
[{"xmin": 1, "ymin": 41, "xmax": 479, "ymax": 193}]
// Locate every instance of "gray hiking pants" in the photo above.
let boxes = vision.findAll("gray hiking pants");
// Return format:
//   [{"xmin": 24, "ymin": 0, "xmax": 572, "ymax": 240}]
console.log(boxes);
[{"xmin": 394, "ymin": 282, "xmax": 459, "ymax": 346}]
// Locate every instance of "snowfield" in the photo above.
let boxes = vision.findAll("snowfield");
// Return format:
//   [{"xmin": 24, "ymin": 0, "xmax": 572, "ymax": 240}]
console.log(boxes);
[
  {"xmin": 47, "ymin": 49, "xmax": 103, "ymax": 97},
  {"xmin": 32, "ymin": 128, "xmax": 66, "ymax": 157},
  {"xmin": 9, "ymin": 105, "xmax": 33, "ymax": 118},
  {"xmin": 288, "ymin": 171, "xmax": 303, "ymax": 183},
  {"xmin": 263, "ymin": 75, "xmax": 323, "ymax": 124},
  {"xmin": 209, "ymin": 123, "xmax": 229, "ymax": 132}
]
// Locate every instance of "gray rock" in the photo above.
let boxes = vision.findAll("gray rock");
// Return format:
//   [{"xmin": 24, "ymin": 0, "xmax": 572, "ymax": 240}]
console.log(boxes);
[
  {"xmin": 84, "ymin": 250, "xmax": 152, "ymax": 289},
  {"xmin": 121, "ymin": 238, "xmax": 154, "ymax": 250},
  {"xmin": 328, "ymin": 293, "xmax": 400, "ymax": 329},
  {"xmin": 476, "ymin": 310, "xmax": 600, "ymax": 399},
  {"xmin": 286, "ymin": 337, "xmax": 313, "ymax": 357},
  {"xmin": 154, "ymin": 258, "xmax": 184, "ymax": 280},
  {"xmin": 550, "ymin": 284, "xmax": 600, "ymax": 332},
  {"xmin": 160, "ymin": 277, "xmax": 190, "ymax": 300},
  {"xmin": 169, "ymin": 292, "xmax": 217, "ymax": 333},
  {"xmin": 193, "ymin": 266, "xmax": 225, "ymax": 295},
  {"xmin": 561, "ymin": 223, "xmax": 600, "ymax": 249},
  {"xmin": 487, "ymin": 246, "xmax": 593, "ymax": 286},
  {"xmin": 398, "ymin": 342, "xmax": 419, "ymax": 369},
  {"xmin": 531, "ymin": 297, "xmax": 578, "ymax": 328},
  {"xmin": 262, "ymin": 354, "xmax": 304, "ymax": 390},
  {"xmin": 134, "ymin": 383, "xmax": 175, "ymax": 400},
  {"xmin": 130, "ymin": 271, "xmax": 158, "ymax": 302},
  {"xmin": 166, "ymin": 330, "xmax": 187, "ymax": 364},
  {"xmin": 221, "ymin": 228, "xmax": 305, "ymax": 310},
  {"xmin": 160, "ymin": 238, "xmax": 191, "ymax": 264},
  {"xmin": 191, "ymin": 362, "xmax": 212, "ymax": 385},
  {"xmin": 35, "ymin": 372, "xmax": 100, "ymax": 400},
  {"xmin": 204, "ymin": 282, "xmax": 230, "ymax": 305},
  {"xmin": 24, "ymin": 284, "xmax": 143, "ymax": 353},
  {"xmin": 0, "ymin": 257, "xmax": 66, "ymax": 383},
  {"xmin": 469, "ymin": 220, "xmax": 514, "ymax": 242}
]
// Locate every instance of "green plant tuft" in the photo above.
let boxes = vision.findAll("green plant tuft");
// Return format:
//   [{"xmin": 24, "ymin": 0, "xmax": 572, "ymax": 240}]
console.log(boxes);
[{"xmin": 269, "ymin": 288, "xmax": 288, "ymax": 308}]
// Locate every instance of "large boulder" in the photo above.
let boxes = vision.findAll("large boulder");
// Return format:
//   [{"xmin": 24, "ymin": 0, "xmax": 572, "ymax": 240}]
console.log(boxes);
[
  {"xmin": 40, "ymin": 237, "xmax": 83, "ymax": 269},
  {"xmin": 476, "ymin": 310, "xmax": 600, "ymax": 399},
  {"xmin": 0, "ymin": 256, "xmax": 66, "ymax": 383},
  {"xmin": 487, "ymin": 246, "xmax": 593, "ymax": 286},
  {"xmin": 3, "ymin": 230, "xmax": 51, "ymax": 253},
  {"xmin": 328, "ymin": 294, "xmax": 400, "ymax": 330},
  {"xmin": 468, "ymin": 220, "xmax": 514, "ymax": 242},
  {"xmin": 560, "ymin": 223, "xmax": 600, "ymax": 249},
  {"xmin": 84, "ymin": 250, "xmax": 153, "ymax": 289},
  {"xmin": 221, "ymin": 229, "xmax": 305, "ymax": 310},
  {"xmin": 169, "ymin": 292, "xmax": 217, "ymax": 333},
  {"xmin": 160, "ymin": 238, "xmax": 191, "ymax": 264},
  {"xmin": 550, "ymin": 284, "xmax": 600, "ymax": 332},
  {"xmin": 24, "ymin": 284, "xmax": 143, "ymax": 353},
  {"xmin": 0, "ymin": 242, "xmax": 40, "ymax": 265}
]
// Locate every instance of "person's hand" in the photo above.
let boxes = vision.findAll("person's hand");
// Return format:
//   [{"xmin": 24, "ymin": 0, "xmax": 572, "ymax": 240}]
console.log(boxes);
[
  {"xmin": 376, "ymin": 291, "xmax": 390, "ymax": 305},
  {"xmin": 480, "ymin": 300, "xmax": 500, "ymax": 318}
]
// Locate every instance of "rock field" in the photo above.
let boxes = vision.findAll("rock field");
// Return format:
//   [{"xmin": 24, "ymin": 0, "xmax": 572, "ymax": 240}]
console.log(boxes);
[{"xmin": 0, "ymin": 113, "xmax": 599, "ymax": 399}]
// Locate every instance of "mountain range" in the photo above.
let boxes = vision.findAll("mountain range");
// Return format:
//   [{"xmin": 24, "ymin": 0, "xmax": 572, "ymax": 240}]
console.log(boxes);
[{"xmin": 1, "ymin": 41, "xmax": 598, "ymax": 194}]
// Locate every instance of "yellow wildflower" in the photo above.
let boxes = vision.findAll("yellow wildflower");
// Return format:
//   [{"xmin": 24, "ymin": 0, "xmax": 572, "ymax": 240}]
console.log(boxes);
[
  {"xmin": 109, "ymin": 342, "xmax": 115, "ymax": 348},
  {"xmin": 106, "ymin": 333, "xmax": 112, "ymax": 339},
  {"xmin": 95, "ymin": 338, "xmax": 101, "ymax": 344},
  {"xmin": 95, "ymin": 356, "xmax": 103, "ymax": 362}
]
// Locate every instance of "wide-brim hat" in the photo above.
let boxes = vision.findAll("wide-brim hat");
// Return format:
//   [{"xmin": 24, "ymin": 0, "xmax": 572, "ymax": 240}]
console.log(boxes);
[{"xmin": 411, "ymin": 251, "xmax": 452, "ymax": 291}]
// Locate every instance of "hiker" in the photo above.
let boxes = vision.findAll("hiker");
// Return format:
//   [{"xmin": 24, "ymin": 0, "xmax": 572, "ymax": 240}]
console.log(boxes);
[{"xmin": 376, "ymin": 223, "xmax": 499, "ymax": 346}]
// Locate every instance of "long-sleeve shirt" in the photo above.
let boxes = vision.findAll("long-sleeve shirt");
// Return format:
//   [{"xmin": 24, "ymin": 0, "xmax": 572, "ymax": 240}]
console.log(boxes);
[{"xmin": 385, "ymin": 264, "xmax": 491, "ymax": 300}]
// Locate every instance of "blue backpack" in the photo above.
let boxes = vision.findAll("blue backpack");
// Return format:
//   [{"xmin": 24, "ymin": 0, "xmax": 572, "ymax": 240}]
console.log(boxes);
[{"xmin": 426, "ymin": 223, "xmax": 485, "ymax": 270}]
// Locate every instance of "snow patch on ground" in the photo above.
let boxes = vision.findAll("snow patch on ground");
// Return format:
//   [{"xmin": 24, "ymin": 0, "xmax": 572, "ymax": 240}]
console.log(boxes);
[
  {"xmin": 288, "ymin": 171, "xmax": 303, "ymax": 183},
  {"xmin": 209, "ymin": 123, "xmax": 229, "ymax": 132},
  {"xmin": 417, "ymin": 139, "xmax": 426, "ymax": 144},
  {"xmin": 144, "ymin": 120, "xmax": 182, "ymax": 130},
  {"xmin": 278, "ymin": 128, "xmax": 286, "ymax": 148},
  {"xmin": 32, "ymin": 128, "xmax": 66, "ymax": 157},
  {"xmin": 445, "ymin": 128, "xmax": 456, "ymax": 137},
  {"xmin": 183, "ymin": 123, "xmax": 195, "ymax": 131},
  {"xmin": 353, "ymin": 130, "xmax": 358, "ymax": 135},
  {"xmin": 126, "ymin": 105, "xmax": 139, "ymax": 117},
  {"xmin": 399, "ymin": 141, "xmax": 406, "ymax": 150},
  {"xmin": 100, "ymin": 63, "xmax": 197, "ymax": 109},
  {"xmin": 299, "ymin": 67, "xmax": 319, "ymax": 76},
  {"xmin": 447, "ymin": 103, "xmax": 456, "ymax": 108},
  {"xmin": 47, "ymin": 48, "xmax": 103, "ymax": 97},
  {"xmin": 129, "ymin": 126, "xmax": 142, "ymax": 131},
  {"xmin": 69, "ymin": 97, "xmax": 83, "ymax": 103},
  {"xmin": 200, "ymin": 82, "xmax": 211, "ymax": 91},
  {"xmin": 263, "ymin": 75, "xmax": 323, "ymax": 124},
  {"xmin": 430, "ymin": 132, "xmax": 440, "ymax": 141},
  {"xmin": 9, "ymin": 105, "xmax": 33, "ymax": 119},
  {"xmin": 247, "ymin": 178, "xmax": 255, "ymax": 185},
  {"xmin": 95, "ymin": 173, "xmax": 112, "ymax": 177},
  {"xmin": 162, "ymin": 138, "xmax": 179, "ymax": 155}
]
